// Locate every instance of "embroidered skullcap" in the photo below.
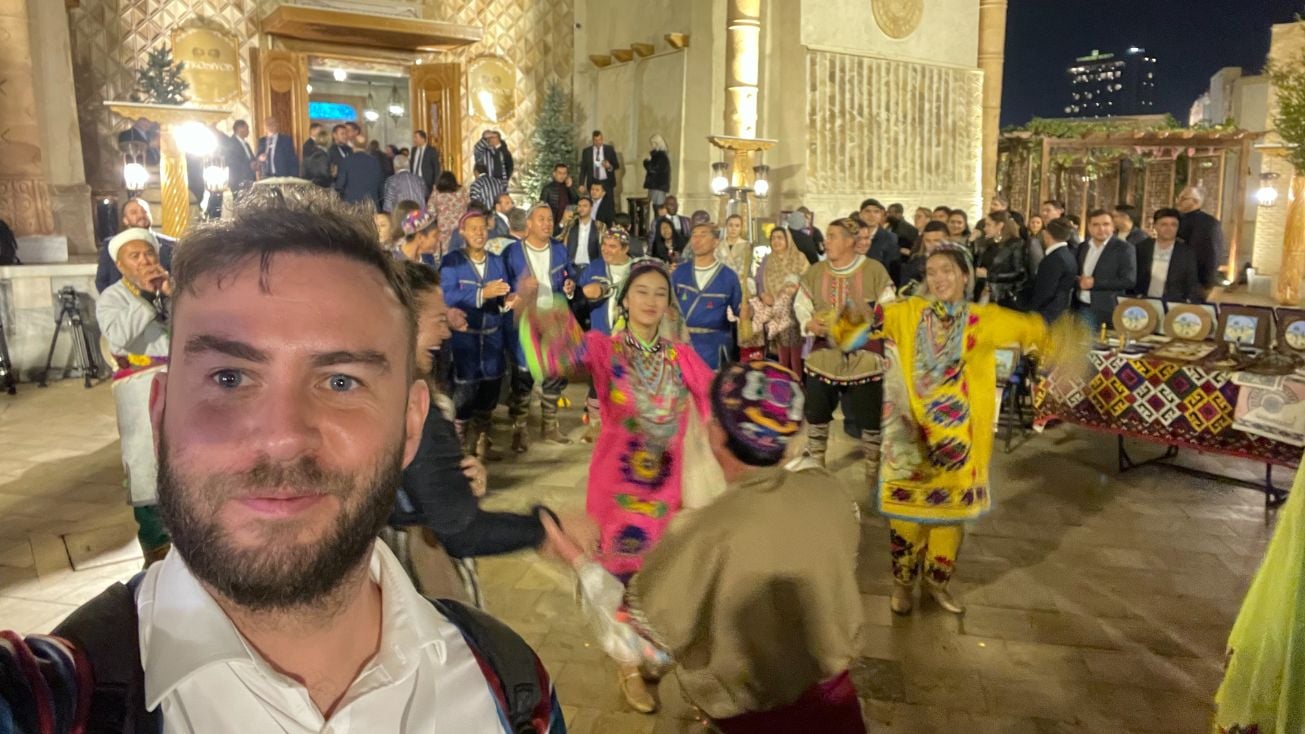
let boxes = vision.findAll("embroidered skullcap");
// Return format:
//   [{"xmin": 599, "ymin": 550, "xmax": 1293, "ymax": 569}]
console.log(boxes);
[
  {"xmin": 402, "ymin": 210, "xmax": 436, "ymax": 237},
  {"xmin": 689, "ymin": 209, "xmax": 712, "ymax": 226},
  {"xmin": 458, "ymin": 209, "xmax": 489, "ymax": 230},
  {"xmin": 108, "ymin": 228, "xmax": 159, "ymax": 263},
  {"xmin": 711, "ymin": 360, "xmax": 806, "ymax": 466},
  {"xmin": 604, "ymin": 225, "xmax": 630, "ymax": 246}
]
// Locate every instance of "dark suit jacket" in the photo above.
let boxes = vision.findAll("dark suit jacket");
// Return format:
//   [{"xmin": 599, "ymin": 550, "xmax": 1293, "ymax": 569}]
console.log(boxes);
[
  {"xmin": 590, "ymin": 194, "xmax": 615, "ymax": 227},
  {"xmin": 328, "ymin": 143, "xmax": 351, "ymax": 174},
  {"xmin": 410, "ymin": 144, "xmax": 441, "ymax": 193},
  {"xmin": 564, "ymin": 220, "xmax": 602, "ymax": 266},
  {"xmin": 334, "ymin": 151, "xmax": 383, "ymax": 206},
  {"xmin": 1133, "ymin": 238, "xmax": 1201, "ymax": 303},
  {"xmin": 579, "ymin": 144, "xmax": 620, "ymax": 190},
  {"xmin": 1075, "ymin": 237, "xmax": 1137, "ymax": 326},
  {"xmin": 1178, "ymin": 209, "xmax": 1224, "ymax": 290},
  {"xmin": 257, "ymin": 134, "xmax": 299, "ymax": 178},
  {"xmin": 489, "ymin": 211, "xmax": 511, "ymax": 239},
  {"xmin": 790, "ymin": 227, "xmax": 821, "ymax": 264},
  {"xmin": 1026, "ymin": 244, "xmax": 1077, "ymax": 323},
  {"xmin": 867, "ymin": 228, "xmax": 901, "ymax": 279},
  {"xmin": 226, "ymin": 135, "xmax": 256, "ymax": 190}
]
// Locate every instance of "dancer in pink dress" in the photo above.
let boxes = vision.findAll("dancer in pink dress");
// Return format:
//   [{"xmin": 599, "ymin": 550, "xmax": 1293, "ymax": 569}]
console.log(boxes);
[{"xmin": 519, "ymin": 257, "xmax": 714, "ymax": 711}]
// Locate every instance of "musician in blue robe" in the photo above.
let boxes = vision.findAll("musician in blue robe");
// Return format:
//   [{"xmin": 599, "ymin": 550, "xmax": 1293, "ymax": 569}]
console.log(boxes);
[
  {"xmin": 440, "ymin": 210, "xmax": 513, "ymax": 457},
  {"xmin": 575, "ymin": 227, "xmax": 635, "ymax": 442},
  {"xmin": 670, "ymin": 221, "xmax": 743, "ymax": 369},
  {"xmin": 502, "ymin": 202, "xmax": 576, "ymax": 452}
]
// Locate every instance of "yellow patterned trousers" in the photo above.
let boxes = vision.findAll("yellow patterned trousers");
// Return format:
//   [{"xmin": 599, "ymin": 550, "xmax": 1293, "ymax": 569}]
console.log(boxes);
[{"xmin": 890, "ymin": 520, "xmax": 964, "ymax": 586}]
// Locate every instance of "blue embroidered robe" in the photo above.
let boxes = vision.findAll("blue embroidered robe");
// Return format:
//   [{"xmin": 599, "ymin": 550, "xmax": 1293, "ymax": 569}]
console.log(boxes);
[
  {"xmin": 439, "ymin": 250, "xmax": 509, "ymax": 383},
  {"xmin": 670, "ymin": 262, "xmax": 742, "ymax": 369},
  {"xmin": 501, "ymin": 238, "xmax": 572, "ymax": 364}
]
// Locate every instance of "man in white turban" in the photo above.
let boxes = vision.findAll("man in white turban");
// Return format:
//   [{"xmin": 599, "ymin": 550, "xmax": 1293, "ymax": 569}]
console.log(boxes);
[{"xmin": 95, "ymin": 227, "xmax": 172, "ymax": 563}]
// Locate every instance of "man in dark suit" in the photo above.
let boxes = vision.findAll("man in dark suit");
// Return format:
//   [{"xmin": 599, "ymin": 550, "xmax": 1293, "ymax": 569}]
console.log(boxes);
[
  {"xmin": 1074, "ymin": 208, "xmax": 1137, "ymax": 330},
  {"xmin": 578, "ymin": 130, "xmax": 620, "ymax": 197},
  {"xmin": 663, "ymin": 195, "xmax": 691, "ymax": 240},
  {"xmin": 256, "ymin": 116, "xmax": 299, "ymax": 179},
  {"xmin": 303, "ymin": 122, "xmax": 323, "ymax": 160},
  {"xmin": 887, "ymin": 202, "xmax": 919, "ymax": 256},
  {"xmin": 1133, "ymin": 207, "xmax": 1201, "ymax": 303},
  {"xmin": 1112, "ymin": 204, "xmax": 1147, "ymax": 246},
  {"xmin": 1176, "ymin": 186, "xmax": 1225, "ymax": 296},
  {"xmin": 409, "ymin": 129, "xmax": 440, "ymax": 198},
  {"xmin": 588, "ymin": 182, "xmax": 615, "ymax": 227},
  {"xmin": 226, "ymin": 119, "xmax": 257, "ymax": 191},
  {"xmin": 859, "ymin": 198, "xmax": 901, "ymax": 275},
  {"xmin": 328, "ymin": 124, "xmax": 352, "ymax": 176},
  {"xmin": 1025, "ymin": 217, "xmax": 1079, "ymax": 323},
  {"xmin": 334, "ymin": 140, "xmax": 383, "ymax": 207},
  {"xmin": 564, "ymin": 197, "xmax": 603, "ymax": 271},
  {"xmin": 489, "ymin": 192, "xmax": 514, "ymax": 239}
]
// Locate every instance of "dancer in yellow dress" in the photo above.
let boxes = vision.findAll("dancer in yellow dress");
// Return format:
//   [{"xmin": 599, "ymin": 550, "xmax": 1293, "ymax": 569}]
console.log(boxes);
[{"xmin": 877, "ymin": 244, "xmax": 1083, "ymax": 614}]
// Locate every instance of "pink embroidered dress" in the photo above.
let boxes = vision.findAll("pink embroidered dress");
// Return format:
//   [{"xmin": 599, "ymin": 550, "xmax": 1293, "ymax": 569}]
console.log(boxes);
[{"xmin": 520, "ymin": 303, "xmax": 714, "ymax": 581}]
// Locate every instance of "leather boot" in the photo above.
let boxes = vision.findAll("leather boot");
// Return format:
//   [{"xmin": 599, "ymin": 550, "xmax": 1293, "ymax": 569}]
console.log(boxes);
[
  {"xmin": 473, "ymin": 413, "xmax": 504, "ymax": 462},
  {"xmin": 540, "ymin": 399, "xmax": 572, "ymax": 444},
  {"xmin": 511, "ymin": 418, "xmax": 529, "ymax": 454},
  {"xmin": 862, "ymin": 428, "xmax": 882, "ymax": 490},
  {"xmin": 890, "ymin": 581, "xmax": 914, "ymax": 615},
  {"xmin": 926, "ymin": 582, "xmax": 965, "ymax": 614},
  {"xmin": 805, "ymin": 423, "xmax": 830, "ymax": 466},
  {"xmin": 581, "ymin": 397, "xmax": 601, "ymax": 443},
  {"xmin": 618, "ymin": 664, "xmax": 658, "ymax": 714}
]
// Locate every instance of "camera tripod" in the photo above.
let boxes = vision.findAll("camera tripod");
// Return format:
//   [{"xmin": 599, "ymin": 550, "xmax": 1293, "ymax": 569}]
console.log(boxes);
[
  {"xmin": 37, "ymin": 286, "xmax": 101, "ymax": 389},
  {"xmin": 0, "ymin": 315, "xmax": 15, "ymax": 395}
]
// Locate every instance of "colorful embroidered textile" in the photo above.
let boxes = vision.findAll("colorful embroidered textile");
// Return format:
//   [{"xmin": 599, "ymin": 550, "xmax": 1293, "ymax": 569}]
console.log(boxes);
[
  {"xmin": 1035, "ymin": 352, "xmax": 1302, "ymax": 467},
  {"xmin": 520, "ymin": 310, "xmax": 714, "ymax": 578},
  {"xmin": 1214, "ymin": 456, "xmax": 1305, "ymax": 733},
  {"xmin": 878, "ymin": 297, "xmax": 1049, "ymax": 523}
]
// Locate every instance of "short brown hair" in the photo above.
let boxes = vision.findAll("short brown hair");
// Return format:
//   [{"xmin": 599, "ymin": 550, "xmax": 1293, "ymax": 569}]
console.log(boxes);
[{"xmin": 172, "ymin": 186, "xmax": 417, "ymax": 375}]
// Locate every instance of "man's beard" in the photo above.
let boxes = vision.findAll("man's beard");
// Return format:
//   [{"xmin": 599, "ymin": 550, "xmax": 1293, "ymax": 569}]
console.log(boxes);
[{"xmin": 156, "ymin": 434, "xmax": 404, "ymax": 612}]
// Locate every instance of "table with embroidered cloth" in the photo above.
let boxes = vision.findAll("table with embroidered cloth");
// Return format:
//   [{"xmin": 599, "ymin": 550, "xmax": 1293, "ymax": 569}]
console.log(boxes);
[{"xmin": 1033, "ymin": 350, "xmax": 1300, "ymax": 507}]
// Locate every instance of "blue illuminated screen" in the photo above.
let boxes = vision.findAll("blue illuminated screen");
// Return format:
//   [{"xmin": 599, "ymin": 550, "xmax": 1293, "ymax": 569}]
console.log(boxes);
[{"xmin": 309, "ymin": 101, "xmax": 357, "ymax": 121}]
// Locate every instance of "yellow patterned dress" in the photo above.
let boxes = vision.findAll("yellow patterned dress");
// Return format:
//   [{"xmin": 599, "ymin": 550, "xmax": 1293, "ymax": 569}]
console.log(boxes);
[{"xmin": 878, "ymin": 297, "xmax": 1049, "ymax": 523}]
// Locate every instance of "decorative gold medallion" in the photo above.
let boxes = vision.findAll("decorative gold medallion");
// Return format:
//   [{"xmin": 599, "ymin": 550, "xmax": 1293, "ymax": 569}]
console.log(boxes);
[
  {"xmin": 872, "ymin": 0, "xmax": 924, "ymax": 39},
  {"xmin": 467, "ymin": 55, "xmax": 517, "ymax": 123}
]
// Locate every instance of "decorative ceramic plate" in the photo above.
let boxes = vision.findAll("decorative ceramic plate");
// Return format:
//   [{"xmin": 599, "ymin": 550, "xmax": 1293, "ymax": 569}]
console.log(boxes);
[
  {"xmin": 1164, "ymin": 305, "xmax": 1215, "ymax": 342},
  {"xmin": 1113, "ymin": 299, "xmax": 1160, "ymax": 339}
]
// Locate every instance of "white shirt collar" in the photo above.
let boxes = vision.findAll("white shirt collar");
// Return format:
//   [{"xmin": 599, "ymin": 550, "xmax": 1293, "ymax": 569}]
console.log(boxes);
[
  {"xmin": 1045, "ymin": 241, "xmax": 1068, "ymax": 255},
  {"xmin": 140, "ymin": 542, "xmax": 448, "ymax": 709}
]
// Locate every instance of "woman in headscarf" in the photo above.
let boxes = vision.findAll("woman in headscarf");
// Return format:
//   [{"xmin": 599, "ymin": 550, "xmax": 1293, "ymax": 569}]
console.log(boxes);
[
  {"xmin": 877, "ymin": 244, "xmax": 1084, "ymax": 616},
  {"xmin": 518, "ymin": 257, "xmax": 716, "ymax": 713},
  {"xmin": 750, "ymin": 226, "xmax": 809, "ymax": 375}
]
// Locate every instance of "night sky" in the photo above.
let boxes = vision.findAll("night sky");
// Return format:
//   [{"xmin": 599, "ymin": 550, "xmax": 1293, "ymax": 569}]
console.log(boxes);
[{"xmin": 1002, "ymin": 0, "xmax": 1304, "ymax": 127}]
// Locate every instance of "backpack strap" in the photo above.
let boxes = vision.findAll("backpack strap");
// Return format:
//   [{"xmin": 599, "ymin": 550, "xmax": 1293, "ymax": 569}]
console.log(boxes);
[
  {"xmin": 51, "ymin": 573, "xmax": 161, "ymax": 734},
  {"xmin": 429, "ymin": 598, "xmax": 556, "ymax": 734}
]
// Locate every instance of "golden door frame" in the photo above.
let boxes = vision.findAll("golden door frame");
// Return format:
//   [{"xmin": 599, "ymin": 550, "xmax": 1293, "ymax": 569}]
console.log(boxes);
[{"xmin": 252, "ymin": 49, "xmax": 463, "ymax": 180}]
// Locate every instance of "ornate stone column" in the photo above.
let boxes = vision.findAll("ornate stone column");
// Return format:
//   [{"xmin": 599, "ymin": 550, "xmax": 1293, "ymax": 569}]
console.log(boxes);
[
  {"xmin": 978, "ymin": 0, "xmax": 1009, "ymax": 212},
  {"xmin": 0, "ymin": 0, "xmax": 56, "ymax": 239},
  {"xmin": 725, "ymin": 0, "xmax": 761, "ymax": 140}
]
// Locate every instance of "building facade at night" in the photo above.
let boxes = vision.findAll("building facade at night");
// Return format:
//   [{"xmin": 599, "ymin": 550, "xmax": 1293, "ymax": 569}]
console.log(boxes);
[{"xmin": 1063, "ymin": 47, "xmax": 1157, "ymax": 118}]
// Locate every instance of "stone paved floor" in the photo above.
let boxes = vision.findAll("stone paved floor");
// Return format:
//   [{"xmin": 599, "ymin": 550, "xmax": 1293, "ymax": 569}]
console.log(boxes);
[{"xmin": 0, "ymin": 379, "xmax": 1282, "ymax": 733}]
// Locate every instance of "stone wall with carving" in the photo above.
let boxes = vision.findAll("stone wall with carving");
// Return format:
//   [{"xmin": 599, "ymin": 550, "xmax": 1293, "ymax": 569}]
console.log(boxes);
[
  {"xmin": 423, "ymin": 0, "xmax": 574, "ymax": 187},
  {"xmin": 0, "ymin": 0, "xmax": 56, "ymax": 236},
  {"xmin": 804, "ymin": 49, "xmax": 982, "ymax": 219},
  {"xmin": 68, "ymin": 0, "xmax": 263, "ymax": 191}
]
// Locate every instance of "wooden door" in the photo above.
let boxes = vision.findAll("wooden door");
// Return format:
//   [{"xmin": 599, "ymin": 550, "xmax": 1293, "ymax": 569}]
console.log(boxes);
[
  {"xmin": 410, "ymin": 63, "xmax": 463, "ymax": 181},
  {"xmin": 251, "ymin": 49, "xmax": 309, "ymax": 156}
]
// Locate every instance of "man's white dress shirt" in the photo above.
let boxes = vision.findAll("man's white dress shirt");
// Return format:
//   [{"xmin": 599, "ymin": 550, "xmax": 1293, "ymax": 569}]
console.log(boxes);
[
  {"xmin": 1078, "ymin": 240, "xmax": 1108, "ymax": 305},
  {"xmin": 1147, "ymin": 243, "xmax": 1174, "ymax": 299},
  {"xmin": 138, "ymin": 543, "xmax": 502, "ymax": 733}
]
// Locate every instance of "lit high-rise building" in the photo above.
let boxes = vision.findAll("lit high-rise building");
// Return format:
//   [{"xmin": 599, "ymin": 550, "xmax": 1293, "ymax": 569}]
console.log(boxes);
[{"xmin": 1063, "ymin": 47, "xmax": 1158, "ymax": 117}]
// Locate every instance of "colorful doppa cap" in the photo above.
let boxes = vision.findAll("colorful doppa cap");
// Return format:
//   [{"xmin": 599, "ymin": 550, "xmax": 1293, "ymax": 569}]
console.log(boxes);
[
  {"xmin": 402, "ymin": 210, "xmax": 436, "ymax": 237},
  {"xmin": 711, "ymin": 360, "xmax": 806, "ymax": 466}
]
